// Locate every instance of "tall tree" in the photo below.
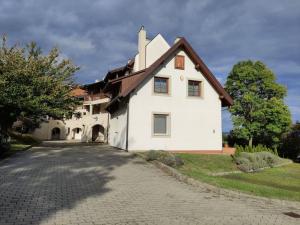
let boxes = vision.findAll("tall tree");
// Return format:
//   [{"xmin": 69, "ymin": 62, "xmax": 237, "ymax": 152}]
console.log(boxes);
[
  {"xmin": 280, "ymin": 122, "xmax": 300, "ymax": 160},
  {"xmin": 225, "ymin": 60, "xmax": 291, "ymax": 148},
  {"xmin": 0, "ymin": 36, "xmax": 80, "ymax": 141}
]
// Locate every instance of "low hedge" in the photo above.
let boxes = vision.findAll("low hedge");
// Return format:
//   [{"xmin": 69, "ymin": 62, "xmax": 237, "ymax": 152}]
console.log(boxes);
[
  {"xmin": 9, "ymin": 132, "xmax": 41, "ymax": 145},
  {"xmin": 232, "ymin": 151, "xmax": 287, "ymax": 172},
  {"xmin": 145, "ymin": 150, "xmax": 184, "ymax": 167},
  {"xmin": 235, "ymin": 144, "xmax": 278, "ymax": 155}
]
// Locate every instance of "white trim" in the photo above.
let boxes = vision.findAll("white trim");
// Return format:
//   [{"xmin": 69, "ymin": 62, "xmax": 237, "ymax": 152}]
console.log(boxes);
[
  {"xmin": 186, "ymin": 78, "xmax": 204, "ymax": 99},
  {"xmin": 151, "ymin": 112, "xmax": 171, "ymax": 137},
  {"xmin": 152, "ymin": 75, "xmax": 172, "ymax": 97}
]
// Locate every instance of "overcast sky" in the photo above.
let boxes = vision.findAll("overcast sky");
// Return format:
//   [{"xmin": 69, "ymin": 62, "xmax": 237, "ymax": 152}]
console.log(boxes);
[{"xmin": 1, "ymin": 0, "xmax": 299, "ymax": 131}]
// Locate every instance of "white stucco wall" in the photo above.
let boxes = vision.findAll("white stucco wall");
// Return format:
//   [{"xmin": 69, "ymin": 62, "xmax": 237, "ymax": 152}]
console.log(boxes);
[
  {"xmin": 133, "ymin": 34, "xmax": 170, "ymax": 72},
  {"xmin": 32, "ymin": 103, "xmax": 109, "ymax": 142},
  {"xmin": 64, "ymin": 106, "xmax": 108, "ymax": 142},
  {"xmin": 108, "ymin": 104, "xmax": 127, "ymax": 149},
  {"xmin": 127, "ymin": 49, "xmax": 223, "ymax": 151},
  {"xmin": 32, "ymin": 120, "xmax": 66, "ymax": 140},
  {"xmin": 145, "ymin": 34, "xmax": 170, "ymax": 67}
]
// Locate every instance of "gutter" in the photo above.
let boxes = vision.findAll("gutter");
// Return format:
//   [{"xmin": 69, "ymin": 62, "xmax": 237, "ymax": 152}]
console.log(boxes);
[{"xmin": 125, "ymin": 97, "xmax": 130, "ymax": 152}]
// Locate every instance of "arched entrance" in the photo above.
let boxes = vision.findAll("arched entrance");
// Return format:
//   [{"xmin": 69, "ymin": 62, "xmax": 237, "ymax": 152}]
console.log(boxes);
[
  {"xmin": 51, "ymin": 127, "xmax": 60, "ymax": 140},
  {"xmin": 92, "ymin": 125, "xmax": 105, "ymax": 142},
  {"xmin": 72, "ymin": 127, "xmax": 82, "ymax": 140}
]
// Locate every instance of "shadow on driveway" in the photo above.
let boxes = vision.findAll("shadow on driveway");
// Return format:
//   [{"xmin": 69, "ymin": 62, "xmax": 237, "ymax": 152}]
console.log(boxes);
[{"xmin": 0, "ymin": 144, "xmax": 132, "ymax": 225}]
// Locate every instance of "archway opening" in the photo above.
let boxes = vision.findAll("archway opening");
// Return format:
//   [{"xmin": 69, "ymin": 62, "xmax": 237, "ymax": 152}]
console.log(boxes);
[
  {"xmin": 72, "ymin": 127, "xmax": 82, "ymax": 140},
  {"xmin": 92, "ymin": 125, "xmax": 105, "ymax": 142},
  {"xmin": 51, "ymin": 127, "xmax": 60, "ymax": 140}
]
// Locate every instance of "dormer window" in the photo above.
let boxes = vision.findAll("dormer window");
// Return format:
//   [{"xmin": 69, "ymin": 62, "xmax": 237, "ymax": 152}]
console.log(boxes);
[{"xmin": 175, "ymin": 55, "xmax": 185, "ymax": 70}]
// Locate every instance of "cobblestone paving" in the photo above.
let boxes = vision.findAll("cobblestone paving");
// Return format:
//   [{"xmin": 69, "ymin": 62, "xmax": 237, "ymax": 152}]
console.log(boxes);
[{"xmin": 0, "ymin": 145, "xmax": 299, "ymax": 225}]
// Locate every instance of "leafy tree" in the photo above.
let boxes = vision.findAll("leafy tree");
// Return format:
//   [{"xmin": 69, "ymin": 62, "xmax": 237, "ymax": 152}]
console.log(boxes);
[
  {"xmin": 225, "ymin": 60, "xmax": 291, "ymax": 148},
  {"xmin": 0, "ymin": 36, "xmax": 80, "ymax": 147},
  {"xmin": 279, "ymin": 122, "xmax": 300, "ymax": 160}
]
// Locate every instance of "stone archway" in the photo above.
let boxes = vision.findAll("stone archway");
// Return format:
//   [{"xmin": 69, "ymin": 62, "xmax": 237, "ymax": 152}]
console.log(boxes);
[
  {"xmin": 72, "ymin": 127, "xmax": 82, "ymax": 140},
  {"xmin": 92, "ymin": 125, "xmax": 105, "ymax": 142},
  {"xmin": 51, "ymin": 127, "xmax": 60, "ymax": 140}
]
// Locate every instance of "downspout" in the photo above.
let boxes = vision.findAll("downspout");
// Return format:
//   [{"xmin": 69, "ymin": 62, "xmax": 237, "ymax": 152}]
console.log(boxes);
[
  {"xmin": 125, "ymin": 97, "xmax": 130, "ymax": 152},
  {"xmin": 106, "ymin": 112, "xmax": 109, "ymax": 144}
]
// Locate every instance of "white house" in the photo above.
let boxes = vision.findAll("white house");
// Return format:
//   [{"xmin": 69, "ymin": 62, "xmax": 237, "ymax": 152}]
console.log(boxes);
[
  {"xmin": 32, "ymin": 84, "xmax": 110, "ymax": 142},
  {"xmin": 105, "ymin": 27, "xmax": 233, "ymax": 152},
  {"xmin": 30, "ymin": 27, "xmax": 232, "ymax": 152}
]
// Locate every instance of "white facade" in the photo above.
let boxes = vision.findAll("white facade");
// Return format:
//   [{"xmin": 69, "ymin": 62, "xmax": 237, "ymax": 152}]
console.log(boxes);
[
  {"xmin": 32, "ymin": 120, "xmax": 67, "ymax": 140},
  {"xmin": 108, "ymin": 28, "xmax": 227, "ymax": 152},
  {"xmin": 134, "ymin": 33, "xmax": 170, "ymax": 72},
  {"xmin": 33, "ymin": 98, "xmax": 109, "ymax": 142},
  {"xmin": 108, "ymin": 104, "xmax": 128, "ymax": 149},
  {"xmin": 32, "ymin": 27, "xmax": 229, "ymax": 151},
  {"xmin": 128, "ymin": 49, "xmax": 222, "ymax": 151}
]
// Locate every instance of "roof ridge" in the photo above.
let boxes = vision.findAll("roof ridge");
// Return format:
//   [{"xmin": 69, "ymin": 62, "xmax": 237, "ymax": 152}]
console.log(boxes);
[{"xmin": 120, "ymin": 37, "xmax": 233, "ymax": 106}]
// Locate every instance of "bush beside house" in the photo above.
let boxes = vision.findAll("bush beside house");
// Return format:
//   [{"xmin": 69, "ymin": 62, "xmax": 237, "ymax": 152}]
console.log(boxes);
[
  {"xmin": 144, "ymin": 150, "xmax": 184, "ymax": 167},
  {"xmin": 232, "ymin": 151, "xmax": 288, "ymax": 172},
  {"xmin": 0, "ymin": 128, "xmax": 10, "ymax": 153},
  {"xmin": 8, "ymin": 131, "xmax": 41, "ymax": 145},
  {"xmin": 232, "ymin": 145, "xmax": 290, "ymax": 172}
]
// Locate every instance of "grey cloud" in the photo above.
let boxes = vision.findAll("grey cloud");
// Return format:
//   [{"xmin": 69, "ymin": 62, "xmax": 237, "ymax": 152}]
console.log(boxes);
[{"xmin": 0, "ymin": 0, "xmax": 299, "ymax": 126}]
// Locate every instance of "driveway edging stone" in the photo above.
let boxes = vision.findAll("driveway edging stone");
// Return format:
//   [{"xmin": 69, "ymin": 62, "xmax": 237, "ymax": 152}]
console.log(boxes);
[{"xmin": 140, "ymin": 156, "xmax": 300, "ymax": 209}]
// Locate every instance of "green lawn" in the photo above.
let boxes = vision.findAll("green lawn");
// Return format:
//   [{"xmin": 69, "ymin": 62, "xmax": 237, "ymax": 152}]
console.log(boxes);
[
  {"xmin": 0, "ymin": 143, "xmax": 31, "ymax": 159},
  {"xmin": 176, "ymin": 154, "xmax": 300, "ymax": 201}
]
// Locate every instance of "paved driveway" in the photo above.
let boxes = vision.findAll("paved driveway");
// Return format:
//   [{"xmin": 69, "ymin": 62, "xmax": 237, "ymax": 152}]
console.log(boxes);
[{"xmin": 0, "ymin": 145, "xmax": 299, "ymax": 225}]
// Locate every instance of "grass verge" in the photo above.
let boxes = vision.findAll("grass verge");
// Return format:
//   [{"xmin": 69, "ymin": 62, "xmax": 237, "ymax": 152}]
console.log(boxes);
[
  {"xmin": 176, "ymin": 153, "xmax": 300, "ymax": 201},
  {"xmin": 0, "ymin": 143, "xmax": 31, "ymax": 160}
]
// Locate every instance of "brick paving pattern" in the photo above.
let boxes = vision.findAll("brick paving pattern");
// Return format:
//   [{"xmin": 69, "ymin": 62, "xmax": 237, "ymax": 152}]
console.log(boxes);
[{"xmin": 0, "ymin": 144, "xmax": 299, "ymax": 225}]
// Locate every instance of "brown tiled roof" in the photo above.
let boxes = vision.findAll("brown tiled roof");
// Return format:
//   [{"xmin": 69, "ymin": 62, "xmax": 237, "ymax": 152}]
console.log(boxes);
[
  {"xmin": 107, "ymin": 38, "xmax": 233, "ymax": 107},
  {"xmin": 70, "ymin": 87, "xmax": 87, "ymax": 97},
  {"xmin": 83, "ymin": 80, "xmax": 105, "ymax": 89},
  {"xmin": 104, "ymin": 59, "xmax": 135, "ymax": 82},
  {"xmin": 110, "ymin": 69, "xmax": 146, "ymax": 84}
]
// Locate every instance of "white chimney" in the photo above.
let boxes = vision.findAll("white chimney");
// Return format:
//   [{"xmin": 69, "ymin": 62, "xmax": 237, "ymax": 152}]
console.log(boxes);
[
  {"xmin": 174, "ymin": 37, "xmax": 181, "ymax": 44},
  {"xmin": 138, "ymin": 26, "xmax": 146, "ymax": 70}
]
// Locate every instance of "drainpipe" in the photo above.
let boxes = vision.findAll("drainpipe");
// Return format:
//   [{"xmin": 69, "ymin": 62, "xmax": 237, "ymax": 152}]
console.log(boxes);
[
  {"xmin": 125, "ymin": 98, "xmax": 130, "ymax": 152},
  {"xmin": 106, "ymin": 112, "xmax": 109, "ymax": 144}
]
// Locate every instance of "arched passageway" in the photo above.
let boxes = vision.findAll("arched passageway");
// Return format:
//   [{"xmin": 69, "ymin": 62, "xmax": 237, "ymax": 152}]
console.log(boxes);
[
  {"xmin": 72, "ymin": 127, "xmax": 82, "ymax": 140},
  {"xmin": 51, "ymin": 127, "xmax": 60, "ymax": 140},
  {"xmin": 92, "ymin": 125, "xmax": 105, "ymax": 142}
]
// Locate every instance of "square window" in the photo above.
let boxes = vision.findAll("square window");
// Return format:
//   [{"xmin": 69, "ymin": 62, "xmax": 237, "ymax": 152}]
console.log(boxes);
[
  {"xmin": 153, "ymin": 114, "xmax": 169, "ymax": 135},
  {"xmin": 175, "ymin": 55, "xmax": 185, "ymax": 70},
  {"xmin": 154, "ymin": 77, "xmax": 169, "ymax": 94},
  {"xmin": 188, "ymin": 80, "xmax": 201, "ymax": 96}
]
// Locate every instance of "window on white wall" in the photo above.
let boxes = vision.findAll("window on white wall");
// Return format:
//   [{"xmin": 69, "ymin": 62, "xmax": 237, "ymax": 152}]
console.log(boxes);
[
  {"xmin": 153, "ymin": 113, "xmax": 170, "ymax": 136},
  {"xmin": 188, "ymin": 80, "xmax": 202, "ymax": 97},
  {"xmin": 154, "ymin": 77, "xmax": 169, "ymax": 94},
  {"xmin": 175, "ymin": 55, "xmax": 185, "ymax": 70}
]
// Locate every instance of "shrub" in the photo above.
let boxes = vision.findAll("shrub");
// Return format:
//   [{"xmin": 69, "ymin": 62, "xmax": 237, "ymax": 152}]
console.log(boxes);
[
  {"xmin": 232, "ymin": 151, "xmax": 284, "ymax": 172},
  {"xmin": 174, "ymin": 155, "xmax": 184, "ymax": 166},
  {"xmin": 145, "ymin": 150, "xmax": 161, "ymax": 161},
  {"xmin": 145, "ymin": 150, "xmax": 184, "ymax": 167},
  {"xmin": 161, "ymin": 155, "xmax": 176, "ymax": 167},
  {"xmin": 9, "ymin": 132, "xmax": 41, "ymax": 145},
  {"xmin": 235, "ymin": 144, "xmax": 278, "ymax": 156},
  {"xmin": 279, "ymin": 123, "xmax": 300, "ymax": 160},
  {"xmin": 0, "ymin": 131, "xmax": 10, "ymax": 154}
]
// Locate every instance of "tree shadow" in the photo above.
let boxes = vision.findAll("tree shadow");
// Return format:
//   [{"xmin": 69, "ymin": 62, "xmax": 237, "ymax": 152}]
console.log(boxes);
[{"xmin": 0, "ymin": 144, "xmax": 132, "ymax": 224}]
